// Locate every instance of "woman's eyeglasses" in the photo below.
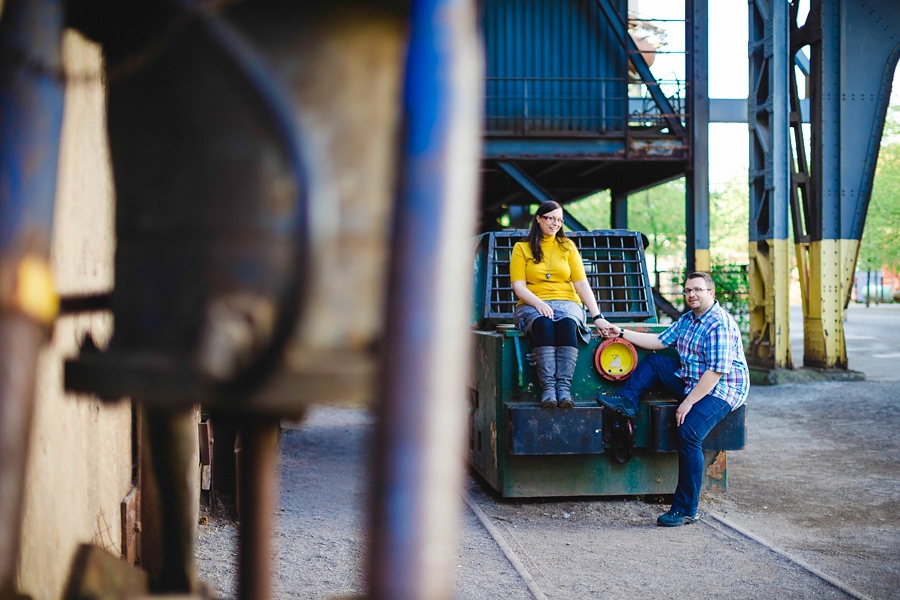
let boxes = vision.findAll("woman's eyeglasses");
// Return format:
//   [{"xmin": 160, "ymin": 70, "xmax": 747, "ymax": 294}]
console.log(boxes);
[{"xmin": 540, "ymin": 215, "xmax": 563, "ymax": 224}]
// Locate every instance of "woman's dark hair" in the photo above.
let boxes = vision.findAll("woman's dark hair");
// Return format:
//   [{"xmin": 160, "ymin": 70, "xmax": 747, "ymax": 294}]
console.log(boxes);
[{"xmin": 524, "ymin": 201, "xmax": 568, "ymax": 264}]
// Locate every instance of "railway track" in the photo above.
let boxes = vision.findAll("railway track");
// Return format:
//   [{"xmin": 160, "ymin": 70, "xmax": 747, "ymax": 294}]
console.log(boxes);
[{"xmin": 462, "ymin": 488, "xmax": 872, "ymax": 600}]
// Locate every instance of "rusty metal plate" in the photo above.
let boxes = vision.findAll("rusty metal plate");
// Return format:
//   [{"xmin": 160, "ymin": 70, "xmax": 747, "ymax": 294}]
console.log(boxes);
[
  {"xmin": 507, "ymin": 405, "xmax": 604, "ymax": 455},
  {"xmin": 650, "ymin": 403, "xmax": 747, "ymax": 453}
]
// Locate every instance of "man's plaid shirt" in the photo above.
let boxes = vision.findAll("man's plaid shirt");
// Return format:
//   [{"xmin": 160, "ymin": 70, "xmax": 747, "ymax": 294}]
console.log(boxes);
[{"xmin": 658, "ymin": 301, "xmax": 749, "ymax": 409}]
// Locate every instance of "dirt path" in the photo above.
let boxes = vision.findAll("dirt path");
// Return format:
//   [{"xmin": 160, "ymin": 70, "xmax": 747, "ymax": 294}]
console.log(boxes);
[{"xmin": 196, "ymin": 304, "xmax": 900, "ymax": 598}]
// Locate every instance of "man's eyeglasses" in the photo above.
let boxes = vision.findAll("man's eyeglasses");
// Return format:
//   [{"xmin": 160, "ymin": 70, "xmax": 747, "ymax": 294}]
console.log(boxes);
[
  {"xmin": 540, "ymin": 215, "xmax": 563, "ymax": 224},
  {"xmin": 682, "ymin": 287, "xmax": 711, "ymax": 296}
]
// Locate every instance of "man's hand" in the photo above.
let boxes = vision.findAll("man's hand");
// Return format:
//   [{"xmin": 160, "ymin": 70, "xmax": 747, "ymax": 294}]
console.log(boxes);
[
  {"xmin": 676, "ymin": 370, "xmax": 723, "ymax": 426},
  {"xmin": 675, "ymin": 399, "xmax": 696, "ymax": 426}
]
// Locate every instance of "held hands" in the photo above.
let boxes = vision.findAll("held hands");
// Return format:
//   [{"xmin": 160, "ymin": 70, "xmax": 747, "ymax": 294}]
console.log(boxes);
[{"xmin": 596, "ymin": 320, "xmax": 617, "ymax": 338}]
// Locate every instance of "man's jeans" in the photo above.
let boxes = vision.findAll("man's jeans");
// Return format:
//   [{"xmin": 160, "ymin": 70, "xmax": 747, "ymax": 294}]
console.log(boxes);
[{"xmin": 616, "ymin": 354, "xmax": 732, "ymax": 515}]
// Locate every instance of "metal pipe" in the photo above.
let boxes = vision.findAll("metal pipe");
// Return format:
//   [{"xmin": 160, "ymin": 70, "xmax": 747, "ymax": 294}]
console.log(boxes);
[
  {"xmin": 237, "ymin": 418, "xmax": 280, "ymax": 600},
  {"xmin": 0, "ymin": 316, "xmax": 43, "ymax": 596},
  {"xmin": 0, "ymin": 0, "xmax": 64, "ymax": 261},
  {"xmin": 144, "ymin": 408, "xmax": 199, "ymax": 591},
  {"xmin": 368, "ymin": 0, "xmax": 481, "ymax": 597},
  {"xmin": 0, "ymin": 0, "xmax": 64, "ymax": 593}
]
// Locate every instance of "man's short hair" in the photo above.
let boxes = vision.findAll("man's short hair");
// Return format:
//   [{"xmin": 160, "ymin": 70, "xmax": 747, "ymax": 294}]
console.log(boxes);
[{"xmin": 685, "ymin": 271, "xmax": 715, "ymax": 292}]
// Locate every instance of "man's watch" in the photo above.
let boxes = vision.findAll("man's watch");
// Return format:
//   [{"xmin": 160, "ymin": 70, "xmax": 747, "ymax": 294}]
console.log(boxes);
[
  {"xmin": 618, "ymin": 329, "xmax": 625, "ymax": 338},
  {"xmin": 592, "ymin": 313, "xmax": 604, "ymax": 321}
]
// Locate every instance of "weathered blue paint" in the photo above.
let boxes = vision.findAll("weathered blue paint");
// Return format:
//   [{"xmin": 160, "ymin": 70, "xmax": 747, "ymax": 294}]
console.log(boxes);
[
  {"xmin": 497, "ymin": 161, "xmax": 553, "ymax": 203},
  {"xmin": 748, "ymin": 0, "xmax": 790, "ymax": 243},
  {"xmin": 685, "ymin": 0, "xmax": 709, "ymax": 271},
  {"xmin": 508, "ymin": 405, "xmax": 606, "ymax": 455},
  {"xmin": 484, "ymin": 137, "xmax": 666, "ymax": 158},
  {"xmin": 832, "ymin": 0, "xmax": 900, "ymax": 242},
  {"xmin": 482, "ymin": 0, "xmax": 629, "ymax": 136},
  {"xmin": 371, "ymin": 0, "xmax": 481, "ymax": 596},
  {"xmin": 0, "ymin": 0, "xmax": 65, "ymax": 256},
  {"xmin": 650, "ymin": 404, "xmax": 747, "ymax": 453}
]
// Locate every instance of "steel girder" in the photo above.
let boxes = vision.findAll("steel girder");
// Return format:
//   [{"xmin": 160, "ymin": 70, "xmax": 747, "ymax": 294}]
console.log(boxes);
[
  {"xmin": 496, "ymin": 162, "xmax": 588, "ymax": 230},
  {"xmin": 750, "ymin": 0, "xmax": 900, "ymax": 371},
  {"xmin": 686, "ymin": 0, "xmax": 710, "ymax": 272},
  {"xmin": 748, "ymin": 0, "xmax": 793, "ymax": 370},
  {"xmin": 789, "ymin": 0, "xmax": 900, "ymax": 369}
]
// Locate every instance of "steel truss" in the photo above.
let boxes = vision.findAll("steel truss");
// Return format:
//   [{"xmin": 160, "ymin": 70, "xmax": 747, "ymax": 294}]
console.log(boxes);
[{"xmin": 750, "ymin": 0, "xmax": 900, "ymax": 371}]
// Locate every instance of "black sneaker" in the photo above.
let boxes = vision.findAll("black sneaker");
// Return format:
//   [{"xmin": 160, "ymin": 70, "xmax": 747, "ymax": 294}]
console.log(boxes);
[
  {"xmin": 656, "ymin": 509, "xmax": 700, "ymax": 527},
  {"xmin": 596, "ymin": 393, "xmax": 637, "ymax": 418}
]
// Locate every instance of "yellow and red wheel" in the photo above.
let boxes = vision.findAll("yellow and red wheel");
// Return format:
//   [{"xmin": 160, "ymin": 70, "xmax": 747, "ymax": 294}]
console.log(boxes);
[{"xmin": 594, "ymin": 337, "xmax": 638, "ymax": 381}]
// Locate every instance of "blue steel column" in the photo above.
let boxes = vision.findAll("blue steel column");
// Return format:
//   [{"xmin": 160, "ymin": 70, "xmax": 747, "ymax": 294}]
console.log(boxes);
[
  {"xmin": 798, "ymin": 0, "xmax": 900, "ymax": 369},
  {"xmin": 802, "ymin": 0, "xmax": 843, "ymax": 368},
  {"xmin": 747, "ymin": 0, "xmax": 792, "ymax": 370},
  {"xmin": 0, "ymin": 0, "xmax": 64, "ymax": 593},
  {"xmin": 685, "ymin": 0, "xmax": 710, "ymax": 273},
  {"xmin": 369, "ymin": 0, "xmax": 481, "ymax": 597},
  {"xmin": 611, "ymin": 189, "xmax": 628, "ymax": 229}
]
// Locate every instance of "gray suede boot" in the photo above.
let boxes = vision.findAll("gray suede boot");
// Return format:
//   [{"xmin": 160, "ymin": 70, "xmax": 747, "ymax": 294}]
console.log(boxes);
[
  {"xmin": 531, "ymin": 346, "xmax": 558, "ymax": 408},
  {"xmin": 555, "ymin": 346, "xmax": 579, "ymax": 408}
]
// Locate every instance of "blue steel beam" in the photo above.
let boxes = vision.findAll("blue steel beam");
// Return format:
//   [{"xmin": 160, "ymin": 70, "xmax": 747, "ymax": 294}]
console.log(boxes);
[
  {"xmin": 747, "ymin": 0, "xmax": 792, "ymax": 370},
  {"xmin": 685, "ymin": 0, "xmax": 709, "ymax": 273},
  {"xmin": 484, "ymin": 137, "xmax": 687, "ymax": 159},
  {"xmin": 791, "ymin": 0, "xmax": 900, "ymax": 370},
  {"xmin": 498, "ymin": 161, "xmax": 552, "ymax": 203},
  {"xmin": 369, "ymin": 0, "xmax": 481, "ymax": 597},
  {"xmin": 709, "ymin": 98, "xmax": 808, "ymax": 123},
  {"xmin": 836, "ymin": 0, "xmax": 900, "ymax": 243},
  {"xmin": 611, "ymin": 190, "xmax": 627, "ymax": 229},
  {"xmin": 0, "ymin": 0, "xmax": 65, "ymax": 592},
  {"xmin": 497, "ymin": 161, "xmax": 588, "ymax": 231},
  {"xmin": 0, "ymin": 0, "xmax": 64, "ymax": 262}
]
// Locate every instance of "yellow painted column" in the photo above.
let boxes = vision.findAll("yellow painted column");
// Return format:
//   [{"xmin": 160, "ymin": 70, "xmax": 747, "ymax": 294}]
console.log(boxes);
[
  {"xmin": 747, "ymin": 239, "xmax": 792, "ymax": 369},
  {"xmin": 800, "ymin": 239, "xmax": 857, "ymax": 369},
  {"xmin": 694, "ymin": 249, "xmax": 711, "ymax": 274}
]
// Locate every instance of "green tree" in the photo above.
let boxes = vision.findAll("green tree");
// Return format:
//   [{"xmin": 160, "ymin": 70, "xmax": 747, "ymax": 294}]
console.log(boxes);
[
  {"xmin": 566, "ymin": 179, "xmax": 687, "ymax": 273},
  {"xmin": 565, "ymin": 189, "xmax": 610, "ymax": 230},
  {"xmin": 628, "ymin": 179, "xmax": 687, "ymax": 273},
  {"xmin": 859, "ymin": 107, "xmax": 900, "ymax": 272},
  {"xmin": 709, "ymin": 174, "xmax": 750, "ymax": 263},
  {"xmin": 565, "ymin": 174, "xmax": 749, "ymax": 269}
]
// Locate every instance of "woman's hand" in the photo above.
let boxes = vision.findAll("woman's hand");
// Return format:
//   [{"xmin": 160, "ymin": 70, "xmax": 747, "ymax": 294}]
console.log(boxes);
[
  {"xmin": 511, "ymin": 281, "xmax": 554, "ymax": 318},
  {"xmin": 534, "ymin": 300, "xmax": 554, "ymax": 318},
  {"xmin": 595, "ymin": 319, "xmax": 616, "ymax": 338}
]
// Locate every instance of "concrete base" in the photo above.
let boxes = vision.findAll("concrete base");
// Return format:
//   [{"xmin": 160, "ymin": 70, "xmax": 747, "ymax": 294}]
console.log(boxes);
[{"xmin": 749, "ymin": 367, "xmax": 866, "ymax": 386}]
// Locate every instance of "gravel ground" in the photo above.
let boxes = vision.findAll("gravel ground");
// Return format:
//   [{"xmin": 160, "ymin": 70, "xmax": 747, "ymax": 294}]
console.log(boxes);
[{"xmin": 196, "ymin": 303, "xmax": 900, "ymax": 598}]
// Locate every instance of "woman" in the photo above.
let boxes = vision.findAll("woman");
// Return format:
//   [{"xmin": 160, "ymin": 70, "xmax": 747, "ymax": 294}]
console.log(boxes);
[{"xmin": 510, "ymin": 201, "xmax": 611, "ymax": 408}]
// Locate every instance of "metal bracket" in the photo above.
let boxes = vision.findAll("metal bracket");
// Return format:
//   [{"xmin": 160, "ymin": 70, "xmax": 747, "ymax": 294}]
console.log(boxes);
[{"xmin": 120, "ymin": 486, "xmax": 140, "ymax": 566}]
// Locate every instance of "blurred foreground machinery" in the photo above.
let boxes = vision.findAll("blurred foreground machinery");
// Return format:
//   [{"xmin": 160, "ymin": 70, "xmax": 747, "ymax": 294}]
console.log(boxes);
[
  {"xmin": 0, "ymin": 0, "xmax": 480, "ymax": 598},
  {"xmin": 469, "ymin": 230, "xmax": 746, "ymax": 498}
]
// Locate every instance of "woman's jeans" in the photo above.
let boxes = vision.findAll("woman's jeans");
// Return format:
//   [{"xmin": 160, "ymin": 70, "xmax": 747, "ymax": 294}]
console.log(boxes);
[{"xmin": 616, "ymin": 354, "xmax": 732, "ymax": 515}]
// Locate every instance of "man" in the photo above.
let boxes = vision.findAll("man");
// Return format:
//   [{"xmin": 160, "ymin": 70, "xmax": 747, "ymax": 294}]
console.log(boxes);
[{"xmin": 597, "ymin": 272, "xmax": 749, "ymax": 527}]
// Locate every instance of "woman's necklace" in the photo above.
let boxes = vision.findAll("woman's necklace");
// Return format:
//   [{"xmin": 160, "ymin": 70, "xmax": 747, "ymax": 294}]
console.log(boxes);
[{"xmin": 545, "ymin": 241, "xmax": 555, "ymax": 279}]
